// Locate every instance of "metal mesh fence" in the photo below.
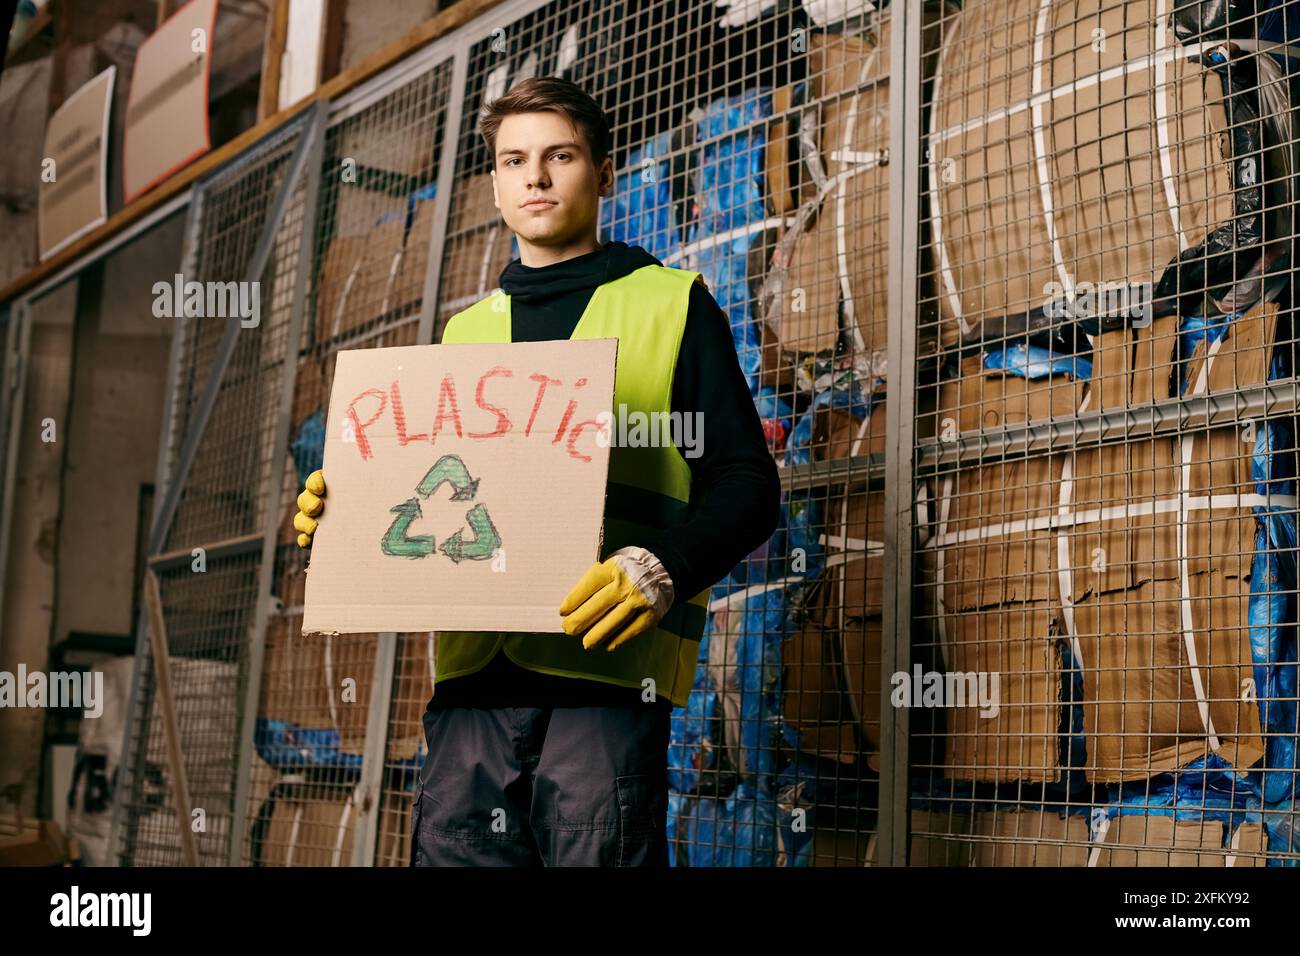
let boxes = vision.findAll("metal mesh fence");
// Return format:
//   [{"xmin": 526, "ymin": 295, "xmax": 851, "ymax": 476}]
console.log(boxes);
[
  {"xmin": 35, "ymin": 0, "xmax": 1293, "ymax": 866},
  {"xmin": 110, "ymin": 116, "xmax": 314, "ymax": 867},
  {"xmin": 912, "ymin": 0, "xmax": 1300, "ymax": 865}
]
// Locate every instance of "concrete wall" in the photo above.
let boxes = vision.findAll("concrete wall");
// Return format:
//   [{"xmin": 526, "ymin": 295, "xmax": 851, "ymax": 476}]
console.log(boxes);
[
  {"xmin": 54, "ymin": 215, "xmax": 180, "ymax": 646},
  {"xmin": 0, "ymin": 280, "xmax": 77, "ymax": 816}
]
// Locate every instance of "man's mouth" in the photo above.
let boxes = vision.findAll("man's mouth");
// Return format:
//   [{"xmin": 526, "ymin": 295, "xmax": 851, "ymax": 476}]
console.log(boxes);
[{"xmin": 522, "ymin": 199, "xmax": 557, "ymax": 209}]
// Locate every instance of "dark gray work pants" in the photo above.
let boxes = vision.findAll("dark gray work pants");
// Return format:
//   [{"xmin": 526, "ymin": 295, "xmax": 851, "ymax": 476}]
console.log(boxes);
[{"xmin": 410, "ymin": 703, "xmax": 671, "ymax": 866}]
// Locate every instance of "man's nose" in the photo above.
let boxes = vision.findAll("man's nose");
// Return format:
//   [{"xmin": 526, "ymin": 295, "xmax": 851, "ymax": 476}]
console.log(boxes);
[{"xmin": 527, "ymin": 161, "xmax": 550, "ymax": 188}]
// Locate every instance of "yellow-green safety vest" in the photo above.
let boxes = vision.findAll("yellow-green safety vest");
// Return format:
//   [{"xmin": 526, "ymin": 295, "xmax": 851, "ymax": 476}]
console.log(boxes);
[{"xmin": 434, "ymin": 262, "xmax": 711, "ymax": 708}]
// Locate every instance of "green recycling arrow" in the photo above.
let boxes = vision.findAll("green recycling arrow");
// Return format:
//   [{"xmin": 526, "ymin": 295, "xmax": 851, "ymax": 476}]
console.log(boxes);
[
  {"xmin": 381, "ymin": 498, "xmax": 436, "ymax": 558},
  {"xmin": 440, "ymin": 503, "xmax": 501, "ymax": 563},
  {"xmin": 416, "ymin": 454, "xmax": 479, "ymax": 501}
]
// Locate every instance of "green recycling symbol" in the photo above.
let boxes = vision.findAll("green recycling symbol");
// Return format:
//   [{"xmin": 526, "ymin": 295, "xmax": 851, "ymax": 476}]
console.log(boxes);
[{"xmin": 381, "ymin": 454, "xmax": 502, "ymax": 563}]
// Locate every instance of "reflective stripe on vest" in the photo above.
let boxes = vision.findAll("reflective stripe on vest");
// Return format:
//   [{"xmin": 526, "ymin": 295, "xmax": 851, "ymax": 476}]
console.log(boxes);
[{"xmin": 432, "ymin": 263, "xmax": 709, "ymax": 708}]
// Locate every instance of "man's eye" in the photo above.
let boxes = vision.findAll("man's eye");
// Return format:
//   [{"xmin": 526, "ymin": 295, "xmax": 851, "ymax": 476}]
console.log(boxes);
[{"xmin": 552, "ymin": 152, "xmax": 570, "ymax": 161}]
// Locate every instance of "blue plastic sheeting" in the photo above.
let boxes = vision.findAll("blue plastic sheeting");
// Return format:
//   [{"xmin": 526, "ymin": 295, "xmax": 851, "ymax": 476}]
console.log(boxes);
[
  {"xmin": 785, "ymin": 384, "xmax": 877, "ymax": 468},
  {"xmin": 1175, "ymin": 310, "xmax": 1238, "ymax": 395},
  {"xmin": 687, "ymin": 87, "xmax": 774, "ymax": 397},
  {"xmin": 290, "ymin": 408, "xmax": 326, "ymax": 489},
  {"xmin": 667, "ymin": 614, "xmax": 718, "ymax": 796},
  {"xmin": 599, "ymin": 131, "xmax": 684, "ymax": 266},
  {"xmin": 1089, "ymin": 754, "xmax": 1282, "ymax": 862},
  {"xmin": 255, "ymin": 718, "xmax": 425, "ymax": 773},
  {"xmin": 983, "ymin": 342, "xmax": 1093, "ymax": 381},
  {"xmin": 670, "ymin": 783, "xmax": 780, "ymax": 867},
  {"xmin": 775, "ymin": 756, "xmax": 877, "ymax": 866}
]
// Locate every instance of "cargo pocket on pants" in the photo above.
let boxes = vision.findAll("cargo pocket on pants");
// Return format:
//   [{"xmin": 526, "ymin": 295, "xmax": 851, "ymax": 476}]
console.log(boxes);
[{"xmin": 614, "ymin": 773, "xmax": 663, "ymax": 867}]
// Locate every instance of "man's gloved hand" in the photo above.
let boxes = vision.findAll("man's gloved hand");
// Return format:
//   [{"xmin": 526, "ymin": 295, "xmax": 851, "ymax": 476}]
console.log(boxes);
[
  {"xmin": 293, "ymin": 470, "xmax": 326, "ymax": 548},
  {"xmin": 559, "ymin": 546, "xmax": 675, "ymax": 651}
]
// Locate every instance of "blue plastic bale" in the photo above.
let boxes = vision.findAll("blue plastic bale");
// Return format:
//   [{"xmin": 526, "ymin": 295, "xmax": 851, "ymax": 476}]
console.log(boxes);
[
  {"xmin": 291, "ymin": 409, "xmax": 326, "ymax": 488},
  {"xmin": 599, "ymin": 130, "xmax": 683, "ymax": 265},
  {"xmin": 667, "ymin": 614, "xmax": 719, "ymax": 794},
  {"xmin": 676, "ymin": 782, "xmax": 779, "ymax": 867},
  {"xmin": 688, "ymin": 87, "xmax": 774, "ymax": 397}
]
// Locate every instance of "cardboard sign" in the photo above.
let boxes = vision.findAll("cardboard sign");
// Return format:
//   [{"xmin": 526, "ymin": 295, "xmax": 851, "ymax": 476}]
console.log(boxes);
[
  {"xmin": 39, "ymin": 67, "xmax": 115, "ymax": 260},
  {"xmin": 122, "ymin": 0, "xmax": 218, "ymax": 203},
  {"xmin": 302, "ymin": 340, "xmax": 618, "ymax": 635}
]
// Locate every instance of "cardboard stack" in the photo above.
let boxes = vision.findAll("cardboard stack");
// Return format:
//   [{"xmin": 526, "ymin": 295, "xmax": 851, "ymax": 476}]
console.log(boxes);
[
  {"xmin": 930, "ymin": 300, "xmax": 1271, "ymax": 788},
  {"xmin": 436, "ymin": 175, "xmax": 516, "ymax": 326},
  {"xmin": 253, "ymin": 782, "xmax": 413, "ymax": 867},
  {"xmin": 1091, "ymin": 818, "xmax": 1269, "ymax": 867},
  {"xmin": 927, "ymin": 0, "xmax": 1233, "ymax": 349},
  {"xmin": 932, "ymin": 361, "xmax": 1084, "ymax": 782},
  {"xmin": 784, "ymin": 402, "xmax": 887, "ymax": 767},
  {"xmin": 766, "ymin": 9, "xmax": 949, "ymax": 357},
  {"xmin": 776, "ymin": 27, "xmax": 891, "ymax": 355},
  {"xmin": 314, "ymin": 209, "xmax": 409, "ymax": 346},
  {"xmin": 1067, "ymin": 310, "xmax": 1269, "ymax": 782}
]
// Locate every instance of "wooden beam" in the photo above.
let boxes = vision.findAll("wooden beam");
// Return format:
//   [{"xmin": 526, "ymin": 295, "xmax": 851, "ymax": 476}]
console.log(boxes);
[
  {"xmin": 1, "ymin": 0, "xmax": 504, "ymax": 305},
  {"xmin": 258, "ymin": 0, "xmax": 290, "ymax": 121},
  {"xmin": 142, "ymin": 569, "xmax": 199, "ymax": 868},
  {"xmin": 320, "ymin": 0, "xmax": 348, "ymax": 84}
]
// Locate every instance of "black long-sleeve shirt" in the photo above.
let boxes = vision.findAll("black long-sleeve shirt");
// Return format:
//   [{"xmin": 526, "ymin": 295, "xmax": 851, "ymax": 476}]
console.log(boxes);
[{"xmin": 426, "ymin": 240, "xmax": 782, "ymax": 709}]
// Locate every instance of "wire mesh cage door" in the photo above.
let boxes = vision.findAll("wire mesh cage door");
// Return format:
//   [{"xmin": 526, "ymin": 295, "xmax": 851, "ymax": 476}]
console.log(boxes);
[{"xmin": 106, "ymin": 105, "xmax": 326, "ymax": 867}]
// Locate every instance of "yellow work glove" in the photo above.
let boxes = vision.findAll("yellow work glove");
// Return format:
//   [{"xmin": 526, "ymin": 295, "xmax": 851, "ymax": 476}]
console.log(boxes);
[
  {"xmin": 293, "ymin": 470, "xmax": 326, "ymax": 548},
  {"xmin": 559, "ymin": 546, "xmax": 675, "ymax": 651}
]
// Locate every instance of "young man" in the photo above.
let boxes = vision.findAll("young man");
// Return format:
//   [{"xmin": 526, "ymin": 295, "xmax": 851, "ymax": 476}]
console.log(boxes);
[{"xmin": 294, "ymin": 77, "xmax": 780, "ymax": 866}]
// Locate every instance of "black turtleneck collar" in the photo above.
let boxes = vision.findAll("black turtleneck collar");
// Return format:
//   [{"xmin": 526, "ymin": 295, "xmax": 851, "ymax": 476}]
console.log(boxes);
[{"xmin": 499, "ymin": 240, "xmax": 663, "ymax": 303}]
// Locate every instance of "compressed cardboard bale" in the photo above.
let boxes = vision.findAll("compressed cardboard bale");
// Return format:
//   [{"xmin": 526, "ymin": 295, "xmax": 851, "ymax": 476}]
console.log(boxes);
[
  {"xmin": 814, "ymin": 401, "xmax": 886, "ymax": 463},
  {"xmin": 1227, "ymin": 823, "xmax": 1269, "ymax": 867},
  {"xmin": 824, "ymin": 493, "xmax": 885, "ymax": 618},
  {"xmin": 934, "ymin": 360, "xmax": 1084, "ymax": 611},
  {"xmin": 904, "ymin": 810, "xmax": 977, "ymax": 866},
  {"xmin": 781, "ymin": 28, "xmax": 891, "ymax": 355},
  {"xmin": 842, "ymin": 616, "xmax": 882, "ymax": 766},
  {"xmin": 314, "ymin": 217, "xmax": 406, "ymax": 344},
  {"xmin": 929, "ymin": 0, "xmax": 1234, "ymax": 348},
  {"xmin": 972, "ymin": 810, "xmax": 1091, "ymax": 866},
  {"xmin": 392, "ymin": 199, "xmax": 435, "ymax": 315},
  {"xmin": 942, "ymin": 601, "xmax": 1061, "ymax": 782},
  {"xmin": 437, "ymin": 174, "xmax": 516, "ymax": 317},
  {"xmin": 783, "ymin": 620, "xmax": 862, "ymax": 764},
  {"xmin": 1073, "ymin": 573, "xmax": 1264, "ymax": 781},
  {"xmin": 259, "ymin": 615, "xmax": 334, "ymax": 731},
  {"xmin": 1065, "ymin": 317, "xmax": 1181, "ymax": 599},
  {"xmin": 334, "ymin": 114, "xmax": 436, "ymax": 179},
  {"xmin": 864, "ymin": 810, "xmax": 980, "ymax": 865},
  {"xmin": 810, "ymin": 826, "xmax": 872, "ymax": 866},
  {"xmin": 291, "ymin": 355, "xmax": 328, "ymax": 430},
  {"xmin": 1065, "ymin": 305, "xmax": 1272, "ymax": 782},
  {"xmin": 258, "ymin": 788, "xmax": 358, "ymax": 867},
  {"xmin": 776, "ymin": 9, "xmax": 951, "ymax": 355},
  {"xmin": 1094, "ymin": 816, "xmax": 1228, "ymax": 867},
  {"xmin": 259, "ymin": 620, "xmax": 429, "ymax": 765}
]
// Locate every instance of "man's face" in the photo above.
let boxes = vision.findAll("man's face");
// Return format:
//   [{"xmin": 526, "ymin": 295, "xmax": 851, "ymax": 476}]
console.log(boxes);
[{"xmin": 490, "ymin": 110, "xmax": 613, "ymax": 266}]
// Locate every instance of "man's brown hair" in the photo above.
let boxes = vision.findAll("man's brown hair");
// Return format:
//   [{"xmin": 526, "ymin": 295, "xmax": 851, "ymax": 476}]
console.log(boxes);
[{"xmin": 479, "ymin": 77, "xmax": 614, "ymax": 169}]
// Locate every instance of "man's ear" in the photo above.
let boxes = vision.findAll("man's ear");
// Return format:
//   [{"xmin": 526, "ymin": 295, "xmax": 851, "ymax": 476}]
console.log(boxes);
[
  {"xmin": 490, "ymin": 168, "xmax": 499, "ymax": 210},
  {"xmin": 597, "ymin": 157, "xmax": 615, "ymax": 197}
]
